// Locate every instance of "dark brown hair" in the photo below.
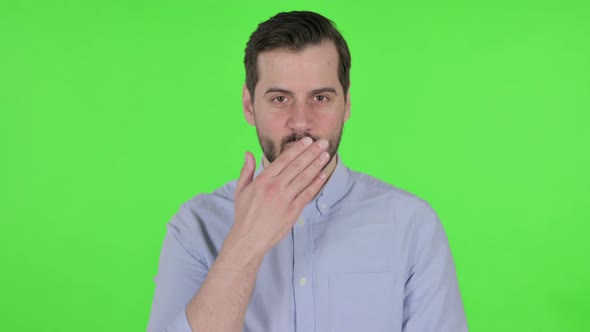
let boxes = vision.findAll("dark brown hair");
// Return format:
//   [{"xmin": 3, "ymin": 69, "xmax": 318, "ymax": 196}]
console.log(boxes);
[{"xmin": 244, "ymin": 11, "xmax": 351, "ymax": 98}]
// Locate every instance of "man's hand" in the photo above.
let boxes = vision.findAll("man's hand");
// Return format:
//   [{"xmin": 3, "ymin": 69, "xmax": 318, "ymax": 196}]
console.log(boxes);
[
  {"xmin": 185, "ymin": 137, "xmax": 329, "ymax": 332},
  {"xmin": 228, "ymin": 137, "xmax": 330, "ymax": 258}
]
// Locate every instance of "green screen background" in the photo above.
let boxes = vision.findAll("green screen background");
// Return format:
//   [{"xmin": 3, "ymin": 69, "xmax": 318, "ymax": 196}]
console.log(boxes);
[{"xmin": 1, "ymin": 1, "xmax": 589, "ymax": 331}]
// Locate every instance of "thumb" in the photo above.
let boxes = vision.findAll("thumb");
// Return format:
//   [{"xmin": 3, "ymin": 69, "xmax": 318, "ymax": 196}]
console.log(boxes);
[{"xmin": 235, "ymin": 151, "xmax": 254, "ymax": 196}]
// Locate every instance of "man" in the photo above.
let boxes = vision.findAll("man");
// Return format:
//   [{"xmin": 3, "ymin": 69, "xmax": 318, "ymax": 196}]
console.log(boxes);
[{"xmin": 147, "ymin": 11, "xmax": 468, "ymax": 332}]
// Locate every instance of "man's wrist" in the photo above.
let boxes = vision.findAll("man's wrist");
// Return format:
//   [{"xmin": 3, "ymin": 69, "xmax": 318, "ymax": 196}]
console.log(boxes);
[{"xmin": 214, "ymin": 231, "xmax": 266, "ymax": 276}]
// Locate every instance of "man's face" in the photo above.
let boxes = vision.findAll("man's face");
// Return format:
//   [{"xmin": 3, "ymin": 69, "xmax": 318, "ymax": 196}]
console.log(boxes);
[{"xmin": 243, "ymin": 41, "xmax": 351, "ymax": 166}]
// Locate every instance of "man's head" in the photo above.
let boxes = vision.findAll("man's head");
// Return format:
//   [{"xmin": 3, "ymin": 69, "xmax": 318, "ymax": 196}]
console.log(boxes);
[
  {"xmin": 244, "ymin": 11, "xmax": 351, "ymax": 99},
  {"xmin": 242, "ymin": 11, "xmax": 352, "ymax": 166}
]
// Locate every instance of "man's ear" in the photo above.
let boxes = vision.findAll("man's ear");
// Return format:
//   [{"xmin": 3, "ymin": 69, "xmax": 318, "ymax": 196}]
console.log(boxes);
[
  {"xmin": 344, "ymin": 82, "xmax": 351, "ymax": 122},
  {"xmin": 243, "ymin": 84, "xmax": 256, "ymax": 126}
]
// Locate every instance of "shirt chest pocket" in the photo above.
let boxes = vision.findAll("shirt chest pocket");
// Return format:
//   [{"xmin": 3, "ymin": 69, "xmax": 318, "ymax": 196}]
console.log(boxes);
[{"xmin": 329, "ymin": 271, "xmax": 404, "ymax": 332}]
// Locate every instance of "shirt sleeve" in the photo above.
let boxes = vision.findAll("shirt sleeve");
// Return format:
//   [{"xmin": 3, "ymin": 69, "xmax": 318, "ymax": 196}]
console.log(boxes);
[
  {"xmin": 402, "ymin": 204, "xmax": 469, "ymax": 332},
  {"xmin": 146, "ymin": 206, "xmax": 210, "ymax": 332}
]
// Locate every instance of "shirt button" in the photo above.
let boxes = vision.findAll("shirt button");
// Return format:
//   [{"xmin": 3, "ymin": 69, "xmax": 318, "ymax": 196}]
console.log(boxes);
[
  {"xmin": 297, "ymin": 219, "xmax": 305, "ymax": 226},
  {"xmin": 298, "ymin": 277, "xmax": 307, "ymax": 286},
  {"xmin": 320, "ymin": 204, "xmax": 327, "ymax": 211}
]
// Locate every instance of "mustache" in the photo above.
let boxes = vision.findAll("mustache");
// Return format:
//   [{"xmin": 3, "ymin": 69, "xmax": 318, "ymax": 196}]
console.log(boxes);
[{"xmin": 281, "ymin": 133, "xmax": 320, "ymax": 148}]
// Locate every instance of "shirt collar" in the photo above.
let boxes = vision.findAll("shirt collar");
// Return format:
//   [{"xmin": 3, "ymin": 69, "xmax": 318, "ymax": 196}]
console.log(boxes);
[{"xmin": 253, "ymin": 153, "xmax": 351, "ymax": 216}]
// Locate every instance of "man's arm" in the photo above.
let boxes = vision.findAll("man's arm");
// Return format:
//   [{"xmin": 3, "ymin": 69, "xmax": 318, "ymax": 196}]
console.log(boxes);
[
  {"xmin": 147, "ymin": 137, "xmax": 331, "ymax": 332},
  {"xmin": 401, "ymin": 204, "xmax": 469, "ymax": 332},
  {"xmin": 146, "ymin": 213, "xmax": 210, "ymax": 332}
]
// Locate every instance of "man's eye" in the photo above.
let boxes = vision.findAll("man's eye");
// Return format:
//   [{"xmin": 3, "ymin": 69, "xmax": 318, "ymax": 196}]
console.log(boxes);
[
  {"xmin": 314, "ymin": 95, "xmax": 328, "ymax": 102},
  {"xmin": 273, "ymin": 96, "xmax": 287, "ymax": 103}
]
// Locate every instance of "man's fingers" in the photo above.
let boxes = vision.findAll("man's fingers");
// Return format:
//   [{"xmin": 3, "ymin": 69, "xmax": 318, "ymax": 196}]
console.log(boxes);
[
  {"xmin": 235, "ymin": 151, "xmax": 255, "ymax": 197},
  {"xmin": 285, "ymin": 150, "xmax": 330, "ymax": 199},
  {"xmin": 279, "ymin": 139, "xmax": 328, "ymax": 184},
  {"xmin": 263, "ymin": 137, "xmax": 313, "ymax": 177}
]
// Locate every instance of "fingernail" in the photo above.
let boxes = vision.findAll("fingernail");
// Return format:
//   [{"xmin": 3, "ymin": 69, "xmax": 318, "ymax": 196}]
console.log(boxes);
[
  {"xmin": 318, "ymin": 139, "xmax": 329, "ymax": 149},
  {"xmin": 302, "ymin": 137, "xmax": 313, "ymax": 146}
]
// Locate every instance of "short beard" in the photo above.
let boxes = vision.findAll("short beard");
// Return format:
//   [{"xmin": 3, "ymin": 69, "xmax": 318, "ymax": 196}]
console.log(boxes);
[{"xmin": 256, "ymin": 126, "xmax": 343, "ymax": 169}]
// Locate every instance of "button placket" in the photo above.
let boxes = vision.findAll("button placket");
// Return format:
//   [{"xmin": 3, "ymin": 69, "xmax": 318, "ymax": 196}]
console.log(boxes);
[
  {"xmin": 292, "ymin": 208, "xmax": 315, "ymax": 331},
  {"xmin": 298, "ymin": 277, "xmax": 307, "ymax": 286}
]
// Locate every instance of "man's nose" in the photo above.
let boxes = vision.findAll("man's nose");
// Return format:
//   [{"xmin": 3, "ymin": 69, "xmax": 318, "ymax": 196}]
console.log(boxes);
[{"xmin": 287, "ymin": 101, "xmax": 314, "ymax": 132}]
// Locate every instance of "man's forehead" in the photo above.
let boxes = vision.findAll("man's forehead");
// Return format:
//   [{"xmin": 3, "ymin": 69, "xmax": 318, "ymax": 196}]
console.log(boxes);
[
  {"xmin": 257, "ymin": 40, "xmax": 338, "ymax": 63},
  {"xmin": 255, "ymin": 41, "xmax": 340, "ymax": 91}
]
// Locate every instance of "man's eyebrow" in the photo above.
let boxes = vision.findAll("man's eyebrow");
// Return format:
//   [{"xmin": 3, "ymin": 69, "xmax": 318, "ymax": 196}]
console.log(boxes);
[
  {"xmin": 309, "ymin": 87, "xmax": 338, "ymax": 96},
  {"xmin": 264, "ymin": 87, "xmax": 339, "ymax": 96},
  {"xmin": 264, "ymin": 87, "xmax": 293, "ymax": 95}
]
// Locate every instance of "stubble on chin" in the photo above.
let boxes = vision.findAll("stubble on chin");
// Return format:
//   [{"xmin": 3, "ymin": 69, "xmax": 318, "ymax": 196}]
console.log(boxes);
[
  {"xmin": 260, "ymin": 133, "xmax": 322, "ymax": 164},
  {"xmin": 256, "ymin": 120, "xmax": 344, "ymax": 167}
]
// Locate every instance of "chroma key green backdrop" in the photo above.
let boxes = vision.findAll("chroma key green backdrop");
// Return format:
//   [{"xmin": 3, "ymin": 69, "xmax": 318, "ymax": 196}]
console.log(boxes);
[{"xmin": 1, "ymin": 1, "xmax": 589, "ymax": 331}]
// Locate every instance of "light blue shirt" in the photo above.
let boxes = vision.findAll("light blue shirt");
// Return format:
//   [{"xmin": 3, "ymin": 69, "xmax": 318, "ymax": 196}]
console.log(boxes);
[{"xmin": 147, "ymin": 154, "xmax": 468, "ymax": 332}]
